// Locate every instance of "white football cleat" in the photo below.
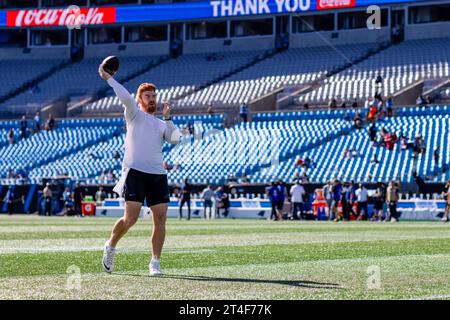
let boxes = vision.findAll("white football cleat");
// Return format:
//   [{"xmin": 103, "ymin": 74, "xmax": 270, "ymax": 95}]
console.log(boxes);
[
  {"xmin": 149, "ymin": 258, "xmax": 163, "ymax": 276},
  {"xmin": 102, "ymin": 241, "xmax": 116, "ymax": 273}
]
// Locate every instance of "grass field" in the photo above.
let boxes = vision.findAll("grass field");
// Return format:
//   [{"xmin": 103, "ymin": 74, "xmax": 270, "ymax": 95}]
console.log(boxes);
[{"xmin": 0, "ymin": 215, "xmax": 450, "ymax": 300}]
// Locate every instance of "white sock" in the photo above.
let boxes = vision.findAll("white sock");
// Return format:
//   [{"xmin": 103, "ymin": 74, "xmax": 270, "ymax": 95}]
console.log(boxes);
[{"xmin": 106, "ymin": 241, "xmax": 115, "ymax": 249}]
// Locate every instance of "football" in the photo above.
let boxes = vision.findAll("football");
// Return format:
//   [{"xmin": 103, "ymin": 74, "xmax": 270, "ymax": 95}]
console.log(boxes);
[{"xmin": 102, "ymin": 55, "xmax": 120, "ymax": 76}]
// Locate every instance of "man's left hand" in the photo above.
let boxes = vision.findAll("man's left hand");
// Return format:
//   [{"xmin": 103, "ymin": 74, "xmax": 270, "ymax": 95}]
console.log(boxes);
[{"xmin": 162, "ymin": 100, "xmax": 171, "ymax": 119}]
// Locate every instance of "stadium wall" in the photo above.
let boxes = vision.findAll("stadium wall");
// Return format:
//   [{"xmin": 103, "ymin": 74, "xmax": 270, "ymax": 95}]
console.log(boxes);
[
  {"xmin": 290, "ymin": 28, "xmax": 390, "ymax": 48},
  {"xmin": 83, "ymin": 41, "xmax": 170, "ymax": 58},
  {"xmin": 183, "ymin": 35, "xmax": 275, "ymax": 54},
  {"xmin": 0, "ymin": 47, "xmax": 69, "ymax": 60},
  {"xmin": 405, "ymin": 22, "xmax": 450, "ymax": 40}
]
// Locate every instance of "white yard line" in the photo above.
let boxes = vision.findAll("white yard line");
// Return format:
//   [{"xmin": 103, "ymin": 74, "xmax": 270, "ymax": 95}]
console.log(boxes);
[{"xmin": 1, "ymin": 233, "xmax": 450, "ymax": 254}]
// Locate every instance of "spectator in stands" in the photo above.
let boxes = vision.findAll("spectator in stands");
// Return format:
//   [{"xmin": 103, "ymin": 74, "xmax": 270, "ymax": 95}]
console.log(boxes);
[
  {"xmin": 240, "ymin": 173, "xmax": 249, "ymax": 184},
  {"xmin": 20, "ymin": 116, "xmax": 27, "ymax": 139},
  {"xmin": 201, "ymin": 185, "xmax": 215, "ymax": 220},
  {"xmin": 386, "ymin": 180, "xmax": 399, "ymax": 222},
  {"xmin": 6, "ymin": 169, "xmax": 15, "ymax": 179},
  {"xmin": 207, "ymin": 105, "xmax": 215, "ymax": 115},
  {"xmin": 344, "ymin": 111, "xmax": 351, "ymax": 122},
  {"xmin": 43, "ymin": 183, "xmax": 53, "ymax": 216},
  {"xmin": 384, "ymin": 130, "xmax": 397, "ymax": 150},
  {"xmin": 354, "ymin": 112, "xmax": 363, "ymax": 129},
  {"xmin": 371, "ymin": 153, "xmax": 379, "ymax": 164},
  {"xmin": 355, "ymin": 183, "xmax": 369, "ymax": 220},
  {"xmin": 352, "ymin": 99, "xmax": 358, "ymax": 108},
  {"xmin": 441, "ymin": 180, "xmax": 450, "ymax": 223},
  {"xmin": 367, "ymin": 103, "xmax": 378, "ymax": 122},
  {"xmin": 290, "ymin": 180, "xmax": 305, "ymax": 220},
  {"xmin": 378, "ymin": 99, "xmax": 387, "ymax": 119},
  {"xmin": 95, "ymin": 186, "xmax": 106, "ymax": 206},
  {"xmin": 425, "ymin": 95, "xmax": 433, "ymax": 105},
  {"xmin": 386, "ymin": 96, "xmax": 394, "ymax": 117},
  {"xmin": 34, "ymin": 112, "xmax": 41, "ymax": 133},
  {"xmin": 351, "ymin": 149, "xmax": 361, "ymax": 158},
  {"xmin": 299, "ymin": 170, "xmax": 310, "ymax": 183},
  {"xmin": 340, "ymin": 99, "xmax": 346, "ymax": 109},
  {"xmin": 73, "ymin": 183, "xmax": 83, "ymax": 217},
  {"xmin": 179, "ymin": 178, "xmax": 192, "ymax": 220},
  {"xmin": 303, "ymin": 156, "xmax": 313, "ymax": 169},
  {"xmin": 163, "ymin": 161, "xmax": 172, "ymax": 172},
  {"xmin": 303, "ymin": 103, "xmax": 309, "ymax": 110},
  {"xmin": 106, "ymin": 170, "xmax": 116, "ymax": 182},
  {"xmin": 98, "ymin": 170, "xmax": 107, "ymax": 181},
  {"xmin": 294, "ymin": 156, "xmax": 303, "ymax": 167},
  {"xmin": 416, "ymin": 95, "xmax": 426, "ymax": 106},
  {"xmin": 343, "ymin": 149, "xmax": 351, "ymax": 159},
  {"xmin": 183, "ymin": 122, "xmax": 194, "ymax": 136},
  {"xmin": 434, "ymin": 147, "xmax": 440, "ymax": 168},
  {"xmin": 45, "ymin": 114, "xmax": 55, "ymax": 131},
  {"xmin": 400, "ymin": 136, "xmax": 407, "ymax": 151},
  {"xmin": 369, "ymin": 123, "xmax": 377, "ymax": 142},
  {"xmin": 239, "ymin": 102, "xmax": 248, "ymax": 123},
  {"xmin": 412, "ymin": 135, "xmax": 426, "ymax": 158},
  {"xmin": 16, "ymin": 169, "xmax": 27, "ymax": 185},
  {"xmin": 7, "ymin": 129, "xmax": 14, "ymax": 145},
  {"xmin": 328, "ymin": 98, "xmax": 337, "ymax": 109},
  {"xmin": 113, "ymin": 151, "xmax": 121, "ymax": 160}
]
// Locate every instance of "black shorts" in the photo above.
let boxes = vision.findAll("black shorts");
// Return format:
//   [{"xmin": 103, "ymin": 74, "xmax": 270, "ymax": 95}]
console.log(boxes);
[
  {"xmin": 374, "ymin": 201, "xmax": 383, "ymax": 211},
  {"xmin": 123, "ymin": 168, "xmax": 169, "ymax": 206},
  {"xmin": 275, "ymin": 200, "xmax": 284, "ymax": 210}
]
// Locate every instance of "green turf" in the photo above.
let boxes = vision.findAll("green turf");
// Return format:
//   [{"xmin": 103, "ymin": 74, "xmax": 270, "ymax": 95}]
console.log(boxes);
[{"xmin": 0, "ymin": 216, "xmax": 449, "ymax": 300}]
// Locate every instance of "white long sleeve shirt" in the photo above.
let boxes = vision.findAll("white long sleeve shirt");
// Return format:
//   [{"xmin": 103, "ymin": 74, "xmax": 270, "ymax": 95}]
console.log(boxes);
[{"xmin": 107, "ymin": 77, "xmax": 181, "ymax": 175}]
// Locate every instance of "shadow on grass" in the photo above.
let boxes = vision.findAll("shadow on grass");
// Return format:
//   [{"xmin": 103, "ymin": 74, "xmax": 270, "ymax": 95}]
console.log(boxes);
[{"xmin": 114, "ymin": 273, "xmax": 342, "ymax": 289}]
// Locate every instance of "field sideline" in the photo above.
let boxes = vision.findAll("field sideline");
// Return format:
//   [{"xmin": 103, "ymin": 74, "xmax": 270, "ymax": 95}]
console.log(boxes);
[{"xmin": 0, "ymin": 215, "xmax": 449, "ymax": 300}]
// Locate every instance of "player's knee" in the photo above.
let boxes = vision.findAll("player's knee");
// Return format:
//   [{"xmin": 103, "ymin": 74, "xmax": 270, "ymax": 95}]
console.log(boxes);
[
  {"xmin": 123, "ymin": 217, "xmax": 138, "ymax": 229},
  {"xmin": 153, "ymin": 213, "xmax": 166, "ymax": 226}
]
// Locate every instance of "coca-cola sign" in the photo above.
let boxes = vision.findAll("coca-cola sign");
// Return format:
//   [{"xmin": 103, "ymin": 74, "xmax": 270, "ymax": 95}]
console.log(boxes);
[
  {"xmin": 6, "ymin": 7, "xmax": 116, "ymax": 27},
  {"xmin": 317, "ymin": 0, "xmax": 355, "ymax": 10}
]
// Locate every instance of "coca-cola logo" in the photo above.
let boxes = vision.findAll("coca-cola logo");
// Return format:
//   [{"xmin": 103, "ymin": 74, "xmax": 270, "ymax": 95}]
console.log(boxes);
[
  {"xmin": 6, "ymin": 7, "xmax": 116, "ymax": 27},
  {"xmin": 317, "ymin": 0, "xmax": 355, "ymax": 10}
]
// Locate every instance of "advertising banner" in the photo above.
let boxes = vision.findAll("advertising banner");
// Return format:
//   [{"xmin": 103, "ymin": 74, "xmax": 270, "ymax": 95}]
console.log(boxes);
[{"xmin": 0, "ymin": 0, "xmax": 431, "ymax": 28}]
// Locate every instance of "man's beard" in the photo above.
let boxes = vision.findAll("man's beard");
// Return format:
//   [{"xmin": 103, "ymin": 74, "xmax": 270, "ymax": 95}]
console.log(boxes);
[{"xmin": 144, "ymin": 103, "xmax": 156, "ymax": 113}]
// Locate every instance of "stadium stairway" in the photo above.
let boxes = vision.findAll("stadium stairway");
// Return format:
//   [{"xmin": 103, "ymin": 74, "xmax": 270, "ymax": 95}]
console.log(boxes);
[
  {"xmin": 282, "ymin": 41, "xmax": 394, "ymax": 110},
  {"xmin": 249, "ymin": 105, "xmax": 450, "ymax": 184},
  {"xmin": 171, "ymin": 49, "xmax": 279, "ymax": 107},
  {"xmin": 164, "ymin": 112, "xmax": 354, "ymax": 185}
]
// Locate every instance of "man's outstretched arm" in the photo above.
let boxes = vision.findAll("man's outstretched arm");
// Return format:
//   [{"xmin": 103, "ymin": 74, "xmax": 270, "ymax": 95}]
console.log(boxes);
[{"xmin": 98, "ymin": 63, "xmax": 137, "ymax": 122}]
